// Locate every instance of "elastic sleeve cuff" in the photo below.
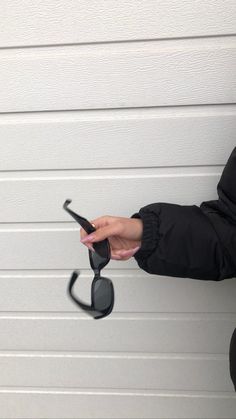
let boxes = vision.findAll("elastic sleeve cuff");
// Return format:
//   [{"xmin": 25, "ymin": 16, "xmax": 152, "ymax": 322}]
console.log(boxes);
[{"xmin": 131, "ymin": 209, "xmax": 160, "ymax": 260}]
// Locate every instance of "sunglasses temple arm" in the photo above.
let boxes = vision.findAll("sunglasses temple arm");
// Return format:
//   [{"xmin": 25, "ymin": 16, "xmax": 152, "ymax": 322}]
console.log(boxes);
[{"xmin": 63, "ymin": 201, "xmax": 95, "ymax": 235}]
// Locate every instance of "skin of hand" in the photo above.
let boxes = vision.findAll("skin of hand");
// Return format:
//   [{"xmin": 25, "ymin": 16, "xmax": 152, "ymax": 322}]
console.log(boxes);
[{"xmin": 80, "ymin": 215, "xmax": 143, "ymax": 260}]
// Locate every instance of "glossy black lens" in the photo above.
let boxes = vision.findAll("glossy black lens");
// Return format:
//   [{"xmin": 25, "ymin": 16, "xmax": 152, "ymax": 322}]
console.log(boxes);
[
  {"xmin": 92, "ymin": 278, "xmax": 114, "ymax": 311},
  {"xmin": 93, "ymin": 240, "xmax": 110, "ymax": 260},
  {"xmin": 89, "ymin": 243, "xmax": 110, "ymax": 271}
]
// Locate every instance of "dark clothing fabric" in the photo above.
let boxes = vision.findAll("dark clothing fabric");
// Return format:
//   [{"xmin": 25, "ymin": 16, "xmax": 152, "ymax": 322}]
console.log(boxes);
[
  {"xmin": 132, "ymin": 147, "xmax": 236, "ymax": 389},
  {"xmin": 132, "ymin": 147, "xmax": 236, "ymax": 280}
]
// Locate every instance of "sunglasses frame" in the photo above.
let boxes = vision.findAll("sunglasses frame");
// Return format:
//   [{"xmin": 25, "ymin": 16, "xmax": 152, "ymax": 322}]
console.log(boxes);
[{"xmin": 63, "ymin": 200, "xmax": 114, "ymax": 319}]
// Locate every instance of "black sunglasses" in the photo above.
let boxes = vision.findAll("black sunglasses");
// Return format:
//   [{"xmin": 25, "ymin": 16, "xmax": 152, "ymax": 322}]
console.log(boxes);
[{"xmin": 63, "ymin": 200, "xmax": 114, "ymax": 319}]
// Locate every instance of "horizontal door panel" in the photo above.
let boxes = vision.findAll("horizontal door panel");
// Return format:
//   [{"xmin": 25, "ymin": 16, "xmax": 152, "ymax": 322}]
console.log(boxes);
[
  {"xmin": 1, "ymin": 0, "xmax": 236, "ymax": 47},
  {"xmin": 0, "ymin": 271, "xmax": 235, "ymax": 313},
  {"xmin": 0, "ymin": 353, "xmax": 232, "ymax": 392},
  {"xmin": 0, "ymin": 107, "xmax": 235, "ymax": 170},
  {"xmin": 0, "ymin": 227, "xmax": 136, "ymax": 269},
  {"xmin": 0, "ymin": 389, "xmax": 235, "ymax": 418},
  {"xmin": 0, "ymin": 38, "xmax": 235, "ymax": 112},
  {"xmin": 0, "ymin": 315, "xmax": 235, "ymax": 354},
  {"xmin": 0, "ymin": 172, "xmax": 220, "ymax": 223},
  {"xmin": 1, "ymin": 220, "xmax": 228, "ymax": 269}
]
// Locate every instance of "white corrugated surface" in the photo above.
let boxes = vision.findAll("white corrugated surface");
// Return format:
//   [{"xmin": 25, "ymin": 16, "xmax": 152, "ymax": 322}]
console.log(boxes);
[
  {"xmin": 1, "ymin": 0, "xmax": 236, "ymax": 46},
  {"xmin": 0, "ymin": 37, "xmax": 236, "ymax": 112},
  {"xmin": 0, "ymin": 1, "xmax": 236, "ymax": 418}
]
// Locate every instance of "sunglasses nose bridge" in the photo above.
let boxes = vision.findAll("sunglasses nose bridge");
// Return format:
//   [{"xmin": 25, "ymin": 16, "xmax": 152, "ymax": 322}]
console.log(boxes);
[{"xmin": 93, "ymin": 268, "xmax": 100, "ymax": 277}]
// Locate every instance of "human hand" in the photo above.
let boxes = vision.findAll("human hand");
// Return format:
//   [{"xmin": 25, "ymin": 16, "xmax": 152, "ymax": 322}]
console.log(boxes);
[{"xmin": 80, "ymin": 215, "xmax": 143, "ymax": 260}]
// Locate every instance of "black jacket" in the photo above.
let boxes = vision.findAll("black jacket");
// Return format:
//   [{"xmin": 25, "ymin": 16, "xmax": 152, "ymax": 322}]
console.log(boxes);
[
  {"xmin": 132, "ymin": 147, "xmax": 236, "ymax": 281},
  {"xmin": 132, "ymin": 147, "xmax": 236, "ymax": 390}
]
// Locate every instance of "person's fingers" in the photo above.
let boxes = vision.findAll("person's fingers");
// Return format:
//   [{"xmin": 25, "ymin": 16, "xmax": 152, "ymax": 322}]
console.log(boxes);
[
  {"xmin": 79, "ymin": 216, "xmax": 114, "ymax": 241},
  {"xmin": 111, "ymin": 254, "xmax": 122, "ymax": 260},
  {"xmin": 116, "ymin": 246, "xmax": 140, "ymax": 256},
  {"xmin": 80, "ymin": 216, "xmax": 143, "ymax": 243},
  {"xmin": 111, "ymin": 246, "xmax": 140, "ymax": 260},
  {"xmin": 80, "ymin": 227, "xmax": 88, "ymax": 241},
  {"xmin": 89, "ymin": 216, "xmax": 112, "ymax": 229},
  {"xmin": 80, "ymin": 222, "xmax": 122, "ymax": 244}
]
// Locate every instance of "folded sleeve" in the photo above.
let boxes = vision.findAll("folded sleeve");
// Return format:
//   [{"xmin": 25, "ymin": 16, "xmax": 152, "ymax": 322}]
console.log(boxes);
[{"xmin": 131, "ymin": 148, "xmax": 236, "ymax": 281}]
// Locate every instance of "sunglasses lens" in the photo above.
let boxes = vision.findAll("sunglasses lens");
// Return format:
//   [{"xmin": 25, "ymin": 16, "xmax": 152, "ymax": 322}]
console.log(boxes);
[
  {"xmin": 89, "ymin": 242, "xmax": 110, "ymax": 270},
  {"xmin": 93, "ymin": 278, "xmax": 113, "ymax": 311},
  {"xmin": 93, "ymin": 240, "xmax": 110, "ymax": 259}
]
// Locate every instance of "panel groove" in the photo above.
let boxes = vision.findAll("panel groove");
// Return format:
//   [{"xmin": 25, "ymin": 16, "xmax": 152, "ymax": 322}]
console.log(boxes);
[
  {"xmin": 0, "ymin": 102, "xmax": 235, "ymax": 117},
  {"xmin": 0, "ymin": 102, "xmax": 236, "ymax": 115},
  {"xmin": 0, "ymin": 33, "xmax": 236, "ymax": 52},
  {"xmin": 0, "ymin": 388, "xmax": 235, "ymax": 396}
]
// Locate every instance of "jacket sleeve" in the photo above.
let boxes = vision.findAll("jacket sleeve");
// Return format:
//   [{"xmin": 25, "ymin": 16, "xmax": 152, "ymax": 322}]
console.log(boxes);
[{"xmin": 131, "ymin": 148, "xmax": 236, "ymax": 281}]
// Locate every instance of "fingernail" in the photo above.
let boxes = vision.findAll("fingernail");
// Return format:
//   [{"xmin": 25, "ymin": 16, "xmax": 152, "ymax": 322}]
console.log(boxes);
[
  {"xmin": 81, "ymin": 234, "xmax": 95, "ymax": 243},
  {"xmin": 87, "ymin": 244, "xmax": 95, "ymax": 252}
]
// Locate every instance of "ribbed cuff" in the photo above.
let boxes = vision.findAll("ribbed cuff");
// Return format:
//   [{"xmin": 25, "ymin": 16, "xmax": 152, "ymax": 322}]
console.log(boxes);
[{"xmin": 131, "ymin": 208, "xmax": 160, "ymax": 261}]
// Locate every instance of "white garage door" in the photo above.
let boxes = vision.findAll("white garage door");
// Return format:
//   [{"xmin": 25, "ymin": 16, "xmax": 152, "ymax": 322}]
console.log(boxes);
[{"xmin": 0, "ymin": 1, "xmax": 236, "ymax": 417}]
